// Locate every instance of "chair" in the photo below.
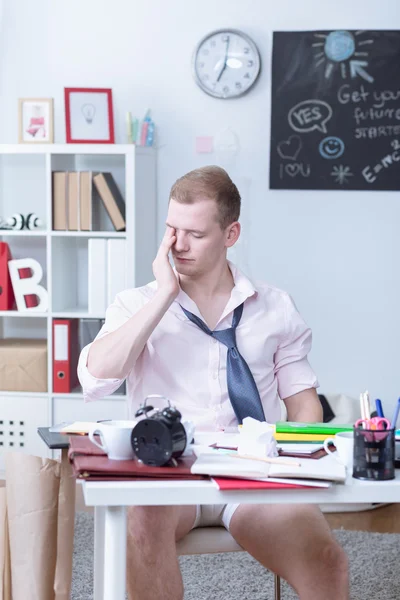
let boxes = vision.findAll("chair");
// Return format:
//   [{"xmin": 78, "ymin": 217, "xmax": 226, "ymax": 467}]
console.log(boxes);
[{"xmin": 176, "ymin": 526, "xmax": 281, "ymax": 599}]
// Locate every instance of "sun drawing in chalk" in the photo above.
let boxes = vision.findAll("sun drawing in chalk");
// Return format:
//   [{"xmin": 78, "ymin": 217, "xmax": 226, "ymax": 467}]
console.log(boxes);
[
  {"xmin": 331, "ymin": 165, "xmax": 354, "ymax": 185},
  {"xmin": 312, "ymin": 30, "xmax": 374, "ymax": 83}
]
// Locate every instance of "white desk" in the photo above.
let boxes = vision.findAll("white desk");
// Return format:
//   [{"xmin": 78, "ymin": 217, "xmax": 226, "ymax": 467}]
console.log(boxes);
[{"xmin": 82, "ymin": 468, "xmax": 400, "ymax": 600}]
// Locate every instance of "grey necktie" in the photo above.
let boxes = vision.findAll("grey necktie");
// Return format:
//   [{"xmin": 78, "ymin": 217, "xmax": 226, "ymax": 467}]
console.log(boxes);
[{"xmin": 180, "ymin": 302, "xmax": 265, "ymax": 424}]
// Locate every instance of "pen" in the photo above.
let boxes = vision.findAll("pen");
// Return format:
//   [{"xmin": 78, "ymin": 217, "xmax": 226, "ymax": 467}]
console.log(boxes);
[
  {"xmin": 228, "ymin": 453, "xmax": 301, "ymax": 467},
  {"xmin": 390, "ymin": 397, "xmax": 400, "ymax": 430},
  {"xmin": 375, "ymin": 398, "xmax": 384, "ymax": 418}
]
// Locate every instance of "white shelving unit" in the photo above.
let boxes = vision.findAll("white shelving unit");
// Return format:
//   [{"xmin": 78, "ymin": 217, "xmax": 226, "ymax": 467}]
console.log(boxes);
[{"xmin": 0, "ymin": 144, "xmax": 157, "ymax": 467}]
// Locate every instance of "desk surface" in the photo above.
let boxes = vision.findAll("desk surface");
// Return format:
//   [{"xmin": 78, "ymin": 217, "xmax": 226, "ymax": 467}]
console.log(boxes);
[{"xmin": 82, "ymin": 470, "xmax": 400, "ymax": 507}]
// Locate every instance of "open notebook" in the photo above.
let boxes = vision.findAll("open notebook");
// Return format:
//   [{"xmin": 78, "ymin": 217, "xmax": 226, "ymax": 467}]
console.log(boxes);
[{"xmin": 190, "ymin": 453, "xmax": 346, "ymax": 483}]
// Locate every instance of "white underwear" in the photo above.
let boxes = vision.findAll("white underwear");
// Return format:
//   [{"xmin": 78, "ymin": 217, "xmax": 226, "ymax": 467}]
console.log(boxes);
[{"xmin": 191, "ymin": 504, "xmax": 240, "ymax": 532}]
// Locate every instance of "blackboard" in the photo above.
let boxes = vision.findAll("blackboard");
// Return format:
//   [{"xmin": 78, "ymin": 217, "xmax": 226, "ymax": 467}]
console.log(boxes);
[{"xmin": 269, "ymin": 30, "xmax": 400, "ymax": 191}]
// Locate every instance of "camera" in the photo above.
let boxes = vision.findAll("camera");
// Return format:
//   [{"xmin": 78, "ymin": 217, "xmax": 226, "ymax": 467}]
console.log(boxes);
[{"xmin": 131, "ymin": 395, "xmax": 187, "ymax": 466}]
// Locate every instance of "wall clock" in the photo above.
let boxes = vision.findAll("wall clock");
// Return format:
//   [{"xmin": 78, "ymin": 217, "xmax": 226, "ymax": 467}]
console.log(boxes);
[{"xmin": 192, "ymin": 29, "xmax": 261, "ymax": 99}]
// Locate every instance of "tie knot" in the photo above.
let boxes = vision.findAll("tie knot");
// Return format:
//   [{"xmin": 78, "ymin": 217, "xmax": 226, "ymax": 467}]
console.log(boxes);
[{"xmin": 212, "ymin": 327, "xmax": 236, "ymax": 350}]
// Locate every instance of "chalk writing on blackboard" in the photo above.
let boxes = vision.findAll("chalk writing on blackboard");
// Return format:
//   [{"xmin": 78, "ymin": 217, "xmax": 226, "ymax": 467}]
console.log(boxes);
[{"xmin": 270, "ymin": 30, "xmax": 400, "ymax": 190}]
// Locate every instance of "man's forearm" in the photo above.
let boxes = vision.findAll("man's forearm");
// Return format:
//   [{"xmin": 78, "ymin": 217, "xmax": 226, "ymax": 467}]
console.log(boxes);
[{"xmin": 87, "ymin": 290, "xmax": 175, "ymax": 380}]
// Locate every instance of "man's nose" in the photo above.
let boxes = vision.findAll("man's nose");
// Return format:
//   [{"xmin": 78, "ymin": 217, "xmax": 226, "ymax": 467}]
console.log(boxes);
[{"xmin": 174, "ymin": 232, "xmax": 190, "ymax": 252}]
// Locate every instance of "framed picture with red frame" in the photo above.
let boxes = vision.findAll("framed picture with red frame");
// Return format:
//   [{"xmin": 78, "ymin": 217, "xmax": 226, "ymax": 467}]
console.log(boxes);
[{"xmin": 64, "ymin": 87, "xmax": 115, "ymax": 143}]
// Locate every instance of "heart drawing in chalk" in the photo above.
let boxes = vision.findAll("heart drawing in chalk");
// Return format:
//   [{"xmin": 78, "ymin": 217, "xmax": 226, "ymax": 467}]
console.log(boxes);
[
  {"xmin": 277, "ymin": 135, "xmax": 302, "ymax": 161},
  {"xmin": 285, "ymin": 163, "xmax": 301, "ymax": 177}
]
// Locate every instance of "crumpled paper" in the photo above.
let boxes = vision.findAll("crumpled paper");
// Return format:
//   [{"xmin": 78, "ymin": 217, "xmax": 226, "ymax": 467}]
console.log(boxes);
[{"xmin": 237, "ymin": 417, "xmax": 278, "ymax": 458}]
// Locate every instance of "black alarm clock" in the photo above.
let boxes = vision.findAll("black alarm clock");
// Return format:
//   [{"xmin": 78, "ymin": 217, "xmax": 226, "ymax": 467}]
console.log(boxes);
[{"xmin": 131, "ymin": 395, "xmax": 187, "ymax": 466}]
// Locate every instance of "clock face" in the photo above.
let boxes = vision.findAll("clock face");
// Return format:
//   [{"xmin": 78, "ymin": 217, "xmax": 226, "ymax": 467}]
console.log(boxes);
[{"xmin": 192, "ymin": 29, "xmax": 261, "ymax": 99}]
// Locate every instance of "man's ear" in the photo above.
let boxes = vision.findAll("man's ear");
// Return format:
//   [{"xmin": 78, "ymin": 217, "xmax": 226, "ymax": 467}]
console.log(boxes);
[{"xmin": 225, "ymin": 222, "xmax": 241, "ymax": 248}]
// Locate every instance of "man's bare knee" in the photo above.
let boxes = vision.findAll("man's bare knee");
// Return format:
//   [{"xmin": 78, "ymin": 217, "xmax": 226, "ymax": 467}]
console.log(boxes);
[{"xmin": 320, "ymin": 539, "xmax": 349, "ymax": 580}]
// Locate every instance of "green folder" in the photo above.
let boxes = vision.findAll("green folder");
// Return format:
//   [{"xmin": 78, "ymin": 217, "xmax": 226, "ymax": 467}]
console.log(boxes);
[{"xmin": 275, "ymin": 421, "xmax": 354, "ymax": 435}]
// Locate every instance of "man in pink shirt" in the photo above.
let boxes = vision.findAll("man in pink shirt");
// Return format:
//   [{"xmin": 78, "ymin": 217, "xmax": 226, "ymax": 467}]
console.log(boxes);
[{"xmin": 79, "ymin": 166, "xmax": 349, "ymax": 600}]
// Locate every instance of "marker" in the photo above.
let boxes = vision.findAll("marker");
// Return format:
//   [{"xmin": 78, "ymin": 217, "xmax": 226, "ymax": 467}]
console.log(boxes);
[
  {"xmin": 390, "ymin": 398, "xmax": 400, "ymax": 430},
  {"xmin": 375, "ymin": 398, "xmax": 384, "ymax": 418}
]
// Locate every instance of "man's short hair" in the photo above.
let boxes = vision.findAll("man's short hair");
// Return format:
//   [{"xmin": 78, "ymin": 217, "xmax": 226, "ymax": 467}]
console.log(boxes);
[{"xmin": 169, "ymin": 166, "xmax": 241, "ymax": 229}]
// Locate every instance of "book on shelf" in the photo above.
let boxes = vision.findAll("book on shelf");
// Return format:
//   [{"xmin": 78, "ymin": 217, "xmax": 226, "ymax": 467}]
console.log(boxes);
[
  {"xmin": 107, "ymin": 239, "xmax": 127, "ymax": 305},
  {"xmin": 52, "ymin": 171, "xmax": 125, "ymax": 232},
  {"xmin": 93, "ymin": 172, "xmax": 126, "ymax": 231},
  {"xmin": 0, "ymin": 242, "xmax": 15, "ymax": 310},
  {"xmin": 79, "ymin": 171, "xmax": 92, "ymax": 231},
  {"xmin": 67, "ymin": 172, "xmax": 79, "ymax": 231},
  {"xmin": 88, "ymin": 239, "xmax": 107, "ymax": 314},
  {"xmin": 53, "ymin": 318, "xmax": 80, "ymax": 393},
  {"xmin": 78, "ymin": 318, "xmax": 105, "ymax": 350},
  {"xmin": 52, "ymin": 172, "xmax": 68, "ymax": 230},
  {"xmin": 88, "ymin": 238, "xmax": 127, "ymax": 312}
]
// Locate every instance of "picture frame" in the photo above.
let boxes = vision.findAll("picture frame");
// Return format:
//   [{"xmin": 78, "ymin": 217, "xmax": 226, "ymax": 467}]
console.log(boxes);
[
  {"xmin": 64, "ymin": 87, "xmax": 115, "ymax": 143},
  {"xmin": 18, "ymin": 98, "xmax": 54, "ymax": 144}
]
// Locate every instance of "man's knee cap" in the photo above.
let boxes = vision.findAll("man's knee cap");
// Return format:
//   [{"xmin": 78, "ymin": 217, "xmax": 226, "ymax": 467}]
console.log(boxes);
[{"xmin": 320, "ymin": 541, "xmax": 348, "ymax": 571}]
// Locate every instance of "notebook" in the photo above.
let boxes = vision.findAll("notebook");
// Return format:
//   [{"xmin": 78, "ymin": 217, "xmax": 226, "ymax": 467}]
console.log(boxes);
[
  {"xmin": 275, "ymin": 422, "xmax": 353, "ymax": 435},
  {"xmin": 191, "ymin": 453, "xmax": 346, "ymax": 483}
]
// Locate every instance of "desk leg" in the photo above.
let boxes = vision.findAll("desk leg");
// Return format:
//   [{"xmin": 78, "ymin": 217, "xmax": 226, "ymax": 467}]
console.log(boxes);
[
  {"xmin": 103, "ymin": 506, "xmax": 127, "ymax": 600},
  {"xmin": 94, "ymin": 507, "xmax": 105, "ymax": 600}
]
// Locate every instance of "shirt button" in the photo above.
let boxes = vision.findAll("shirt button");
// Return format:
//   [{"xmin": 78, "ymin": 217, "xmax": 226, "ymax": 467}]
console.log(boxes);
[
  {"xmin": 213, "ymin": 371, "xmax": 218, "ymax": 379},
  {"xmin": 213, "ymin": 339, "xmax": 218, "ymax": 344}
]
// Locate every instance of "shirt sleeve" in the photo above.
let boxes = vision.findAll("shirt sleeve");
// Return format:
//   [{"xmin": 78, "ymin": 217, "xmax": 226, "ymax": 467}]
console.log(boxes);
[
  {"xmin": 77, "ymin": 289, "xmax": 147, "ymax": 402},
  {"xmin": 274, "ymin": 292, "xmax": 319, "ymax": 400}
]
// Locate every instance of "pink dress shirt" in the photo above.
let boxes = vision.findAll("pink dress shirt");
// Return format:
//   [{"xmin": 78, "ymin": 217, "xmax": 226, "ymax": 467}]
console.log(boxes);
[{"xmin": 78, "ymin": 262, "xmax": 319, "ymax": 431}]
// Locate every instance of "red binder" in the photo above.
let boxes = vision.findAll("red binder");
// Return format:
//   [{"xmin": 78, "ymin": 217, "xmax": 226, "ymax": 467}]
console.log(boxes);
[
  {"xmin": 53, "ymin": 319, "xmax": 80, "ymax": 393},
  {"xmin": 0, "ymin": 242, "xmax": 15, "ymax": 310}
]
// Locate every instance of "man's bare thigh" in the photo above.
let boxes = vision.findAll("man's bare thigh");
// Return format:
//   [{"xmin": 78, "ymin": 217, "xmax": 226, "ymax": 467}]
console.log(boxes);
[
  {"xmin": 127, "ymin": 505, "xmax": 197, "ymax": 543},
  {"xmin": 175, "ymin": 505, "xmax": 197, "ymax": 542}
]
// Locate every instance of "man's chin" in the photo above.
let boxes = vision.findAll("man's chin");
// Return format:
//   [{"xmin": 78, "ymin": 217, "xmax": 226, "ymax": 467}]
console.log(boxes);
[{"xmin": 174, "ymin": 259, "xmax": 195, "ymax": 273}]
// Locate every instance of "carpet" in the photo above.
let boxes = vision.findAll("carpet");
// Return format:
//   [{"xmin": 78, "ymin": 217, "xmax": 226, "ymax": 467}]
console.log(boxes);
[{"xmin": 72, "ymin": 511, "xmax": 400, "ymax": 600}]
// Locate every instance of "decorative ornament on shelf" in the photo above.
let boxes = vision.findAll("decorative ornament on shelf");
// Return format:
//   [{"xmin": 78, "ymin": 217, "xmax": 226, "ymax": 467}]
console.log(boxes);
[
  {"xmin": 8, "ymin": 258, "xmax": 48, "ymax": 312},
  {"xmin": 0, "ymin": 213, "xmax": 44, "ymax": 231}
]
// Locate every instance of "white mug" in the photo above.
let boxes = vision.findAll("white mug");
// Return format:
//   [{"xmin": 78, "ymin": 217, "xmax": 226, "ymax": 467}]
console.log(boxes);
[
  {"xmin": 182, "ymin": 420, "xmax": 196, "ymax": 455},
  {"xmin": 324, "ymin": 431, "xmax": 354, "ymax": 468},
  {"xmin": 88, "ymin": 420, "xmax": 137, "ymax": 461}
]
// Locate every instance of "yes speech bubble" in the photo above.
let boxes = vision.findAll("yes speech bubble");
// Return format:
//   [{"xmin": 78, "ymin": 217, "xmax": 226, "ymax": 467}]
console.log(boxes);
[{"xmin": 288, "ymin": 100, "xmax": 332, "ymax": 134}]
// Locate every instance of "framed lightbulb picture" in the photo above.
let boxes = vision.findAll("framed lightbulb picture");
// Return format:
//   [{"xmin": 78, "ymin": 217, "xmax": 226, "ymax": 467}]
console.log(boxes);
[{"xmin": 64, "ymin": 87, "xmax": 115, "ymax": 143}]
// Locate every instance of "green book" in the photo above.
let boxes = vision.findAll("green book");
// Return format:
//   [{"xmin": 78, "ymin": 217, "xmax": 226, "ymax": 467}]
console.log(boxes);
[{"xmin": 275, "ymin": 421, "xmax": 354, "ymax": 435}]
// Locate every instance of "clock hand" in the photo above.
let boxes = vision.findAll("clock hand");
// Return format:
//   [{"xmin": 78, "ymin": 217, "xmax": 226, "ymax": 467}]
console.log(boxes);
[{"xmin": 216, "ymin": 36, "xmax": 230, "ymax": 82}]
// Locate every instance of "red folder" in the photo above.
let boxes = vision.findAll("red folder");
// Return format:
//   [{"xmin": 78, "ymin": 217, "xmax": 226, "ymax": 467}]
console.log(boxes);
[
  {"xmin": 18, "ymin": 267, "xmax": 38, "ymax": 308},
  {"xmin": 53, "ymin": 319, "xmax": 80, "ymax": 393},
  {"xmin": 68, "ymin": 435, "xmax": 207, "ymax": 481},
  {"xmin": 213, "ymin": 478, "xmax": 318, "ymax": 490},
  {"xmin": 0, "ymin": 242, "xmax": 15, "ymax": 310}
]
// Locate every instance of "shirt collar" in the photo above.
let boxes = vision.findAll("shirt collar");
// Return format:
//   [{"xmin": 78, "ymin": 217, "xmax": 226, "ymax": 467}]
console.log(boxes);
[{"xmin": 174, "ymin": 260, "xmax": 257, "ymax": 326}]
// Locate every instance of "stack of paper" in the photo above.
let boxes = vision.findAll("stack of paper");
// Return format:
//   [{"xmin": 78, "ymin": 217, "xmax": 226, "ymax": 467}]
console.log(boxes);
[{"xmin": 191, "ymin": 452, "xmax": 346, "ymax": 483}]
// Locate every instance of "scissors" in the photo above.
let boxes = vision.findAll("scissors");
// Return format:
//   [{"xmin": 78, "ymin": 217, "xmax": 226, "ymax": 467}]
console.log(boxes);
[
  {"xmin": 355, "ymin": 417, "xmax": 391, "ymax": 442},
  {"xmin": 355, "ymin": 417, "xmax": 391, "ymax": 430}
]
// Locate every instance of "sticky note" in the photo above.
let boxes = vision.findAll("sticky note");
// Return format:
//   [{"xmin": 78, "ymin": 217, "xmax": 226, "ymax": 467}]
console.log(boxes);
[{"xmin": 195, "ymin": 136, "xmax": 213, "ymax": 153}]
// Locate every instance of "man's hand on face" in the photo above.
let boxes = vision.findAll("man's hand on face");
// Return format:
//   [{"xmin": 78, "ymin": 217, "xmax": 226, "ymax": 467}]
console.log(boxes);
[{"xmin": 152, "ymin": 226, "xmax": 179, "ymax": 299}]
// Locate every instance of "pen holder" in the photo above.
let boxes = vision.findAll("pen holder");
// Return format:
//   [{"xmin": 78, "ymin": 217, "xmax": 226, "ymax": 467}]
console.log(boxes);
[{"xmin": 352, "ymin": 427, "xmax": 395, "ymax": 480}]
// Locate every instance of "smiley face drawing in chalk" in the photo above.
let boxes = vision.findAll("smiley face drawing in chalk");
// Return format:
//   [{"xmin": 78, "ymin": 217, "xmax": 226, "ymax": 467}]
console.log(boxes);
[{"xmin": 319, "ymin": 136, "xmax": 345, "ymax": 159}]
